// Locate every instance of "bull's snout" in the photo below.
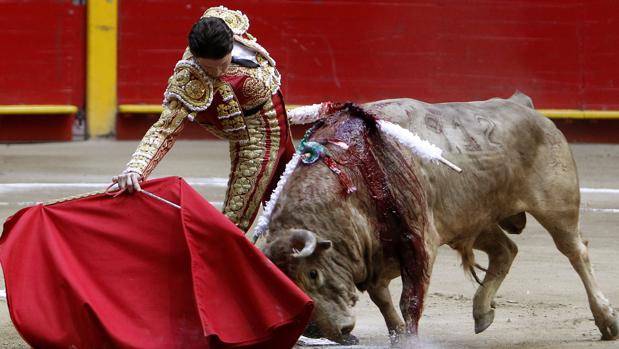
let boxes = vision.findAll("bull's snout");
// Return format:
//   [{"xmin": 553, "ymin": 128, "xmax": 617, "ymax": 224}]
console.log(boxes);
[
  {"xmin": 336, "ymin": 320, "xmax": 359, "ymax": 345},
  {"xmin": 340, "ymin": 323, "xmax": 354, "ymax": 335},
  {"xmin": 338, "ymin": 319, "xmax": 355, "ymax": 336}
]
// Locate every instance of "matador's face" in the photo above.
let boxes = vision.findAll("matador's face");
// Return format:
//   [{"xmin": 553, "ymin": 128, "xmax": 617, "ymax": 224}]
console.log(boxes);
[{"xmin": 196, "ymin": 52, "xmax": 232, "ymax": 78}]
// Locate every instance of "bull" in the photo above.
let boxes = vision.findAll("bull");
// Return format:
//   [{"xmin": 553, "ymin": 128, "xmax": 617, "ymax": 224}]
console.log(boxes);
[{"xmin": 258, "ymin": 93, "xmax": 619, "ymax": 344}]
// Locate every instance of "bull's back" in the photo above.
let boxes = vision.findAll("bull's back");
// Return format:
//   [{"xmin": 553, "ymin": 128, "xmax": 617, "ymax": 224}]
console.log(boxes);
[
  {"xmin": 362, "ymin": 96, "xmax": 577, "ymax": 236},
  {"xmin": 363, "ymin": 96, "xmax": 551, "ymax": 157}
]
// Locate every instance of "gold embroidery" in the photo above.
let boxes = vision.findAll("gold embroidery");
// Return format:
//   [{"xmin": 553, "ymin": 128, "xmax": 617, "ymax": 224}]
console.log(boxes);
[
  {"xmin": 165, "ymin": 61, "xmax": 213, "ymax": 111},
  {"xmin": 202, "ymin": 6, "xmax": 249, "ymax": 35},
  {"xmin": 217, "ymin": 99, "xmax": 241, "ymax": 118},
  {"xmin": 215, "ymin": 80, "xmax": 235, "ymax": 101},
  {"xmin": 175, "ymin": 69, "xmax": 190, "ymax": 84},
  {"xmin": 222, "ymin": 98, "xmax": 283, "ymax": 232},
  {"xmin": 185, "ymin": 80, "xmax": 206, "ymax": 100},
  {"xmin": 213, "ymin": 80, "xmax": 249, "ymax": 141},
  {"xmin": 242, "ymin": 77, "xmax": 272, "ymax": 110},
  {"xmin": 225, "ymin": 59, "xmax": 280, "ymax": 111},
  {"xmin": 125, "ymin": 101, "xmax": 192, "ymax": 178}
]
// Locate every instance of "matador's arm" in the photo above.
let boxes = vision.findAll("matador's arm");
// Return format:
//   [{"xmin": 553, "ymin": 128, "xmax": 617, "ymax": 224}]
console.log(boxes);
[
  {"xmin": 123, "ymin": 59, "xmax": 214, "ymax": 179},
  {"xmin": 123, "ymin": 99, "xmax": 193, "ymax": 179}
]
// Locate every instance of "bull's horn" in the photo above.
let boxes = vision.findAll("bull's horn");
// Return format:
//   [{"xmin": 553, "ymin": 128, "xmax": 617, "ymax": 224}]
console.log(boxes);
[{"xmin": 290, "ymin": 229, "xmax": 317, "ymax": 258}]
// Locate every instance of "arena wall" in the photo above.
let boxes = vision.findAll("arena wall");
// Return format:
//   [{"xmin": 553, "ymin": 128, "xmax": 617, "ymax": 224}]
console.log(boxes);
[
  {"xmin": 1, "ymin": 1, "xmax": 617, "ymax": 142},
  {"xmin": 0, "ymin": 1, "xmax": 85, "ymax": 141}
]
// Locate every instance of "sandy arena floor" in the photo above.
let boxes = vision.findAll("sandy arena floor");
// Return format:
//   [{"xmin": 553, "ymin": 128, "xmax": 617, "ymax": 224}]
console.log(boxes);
[{"xmin": 0, "ymin": 140, "xmax": 618, "ymax": 348}]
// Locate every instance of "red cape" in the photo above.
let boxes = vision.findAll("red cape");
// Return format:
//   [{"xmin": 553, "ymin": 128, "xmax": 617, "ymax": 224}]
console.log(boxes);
[{"xmin": 0, "ymin": 177, "xmax": 312, "ymax": 349}]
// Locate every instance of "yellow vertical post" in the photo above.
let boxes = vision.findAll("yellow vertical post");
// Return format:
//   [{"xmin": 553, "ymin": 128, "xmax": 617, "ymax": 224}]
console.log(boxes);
[{"xmin": 87, "ymin": 0, "xmax": 118, "ymax": 137}]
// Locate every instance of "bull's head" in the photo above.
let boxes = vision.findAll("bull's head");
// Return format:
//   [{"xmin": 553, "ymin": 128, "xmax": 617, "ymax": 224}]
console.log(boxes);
[
  {"xmin": 258, "ymin": 105, "xmax": 383, "ymax": 342},
  {"xmin": 263, "ymin": 228, "xmax": 359, "ymax": 342}
]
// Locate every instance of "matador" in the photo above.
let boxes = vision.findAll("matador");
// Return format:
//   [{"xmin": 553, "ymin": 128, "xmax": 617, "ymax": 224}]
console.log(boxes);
[{"xmin": 114, "ymin": 6, "xmax": 295, "ymax": 232}]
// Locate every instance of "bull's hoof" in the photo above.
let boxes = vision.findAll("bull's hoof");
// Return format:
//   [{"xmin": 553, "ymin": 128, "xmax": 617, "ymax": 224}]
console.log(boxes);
[
  {"xmin": 474, "ymin": 309, "xmax": 495, "ymax": 334},
  {"xmin": 600, "ymin": 317, "xmax": 619, "ymax": 340}
]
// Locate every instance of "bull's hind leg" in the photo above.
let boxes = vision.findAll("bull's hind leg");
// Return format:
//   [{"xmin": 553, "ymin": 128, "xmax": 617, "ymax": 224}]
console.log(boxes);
[
  {"xmin": 531, "ymin": 208, "xmax": 619, "ymax": 340},
  {"xmin": 472, "ymin": 226, "xmax": 518, "ymax": 334}
]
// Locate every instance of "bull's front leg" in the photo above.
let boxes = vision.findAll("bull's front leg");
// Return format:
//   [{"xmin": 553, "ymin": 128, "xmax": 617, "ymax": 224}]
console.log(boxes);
[
  {"xmin": 399, "ymin": 278, "xmax": 429, "ymax": 336},
  {"xmin": 399, "ymin": 237, "xmax": 437, "ymax": 337},
  {"xmin": 367, "ymin": 281, "xmax": 405, "ymax": 341}
]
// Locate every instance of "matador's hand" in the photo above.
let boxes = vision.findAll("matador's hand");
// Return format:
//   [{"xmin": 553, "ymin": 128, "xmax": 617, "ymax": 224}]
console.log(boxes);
[{"xmin": 112, "ymin": 172, "xmax": 142, "ymax": 193}]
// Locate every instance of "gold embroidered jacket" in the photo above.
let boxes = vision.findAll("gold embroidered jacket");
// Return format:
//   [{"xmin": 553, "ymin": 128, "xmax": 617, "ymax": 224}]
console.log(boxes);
[{"xmin": 125, "ymin": 6, "xmax": 281, "ymax": 178}]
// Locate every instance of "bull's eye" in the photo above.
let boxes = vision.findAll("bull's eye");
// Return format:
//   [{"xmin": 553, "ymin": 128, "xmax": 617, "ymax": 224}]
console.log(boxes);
[{"xmin": 309, "ymin": 270, "xmax": 319, "ymax": 280}]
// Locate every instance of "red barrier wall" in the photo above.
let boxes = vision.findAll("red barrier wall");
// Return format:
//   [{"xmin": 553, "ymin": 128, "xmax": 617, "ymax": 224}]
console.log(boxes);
[
  {"xmin": 0, "ymin": 1, "xmax": 85, "ymax": 141},
  {"xmin": 0, "ymin": 1, "xmax": 85, "ymax": 105},
  {"xmin": 118, "ymin": 0, "xmax": 619, "ymax": 109}
]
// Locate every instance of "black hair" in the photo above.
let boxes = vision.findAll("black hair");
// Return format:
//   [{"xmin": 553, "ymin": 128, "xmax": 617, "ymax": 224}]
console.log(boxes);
[{"xmin": 188, "ymin": 17, "xmax": 234, "ymax": 59}]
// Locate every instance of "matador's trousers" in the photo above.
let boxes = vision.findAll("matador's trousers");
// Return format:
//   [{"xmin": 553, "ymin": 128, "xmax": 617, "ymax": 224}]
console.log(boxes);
[{"xmin": 222, "ymin": 92, "xmax": 295, "ymax": 232}]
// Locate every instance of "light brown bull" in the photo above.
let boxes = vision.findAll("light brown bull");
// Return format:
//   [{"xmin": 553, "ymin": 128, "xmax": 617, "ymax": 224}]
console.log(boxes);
[{"xmin": 260, "ymin": 93, "xmax": 618, "ymax": 344}]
